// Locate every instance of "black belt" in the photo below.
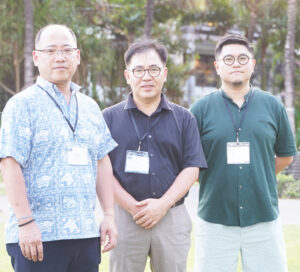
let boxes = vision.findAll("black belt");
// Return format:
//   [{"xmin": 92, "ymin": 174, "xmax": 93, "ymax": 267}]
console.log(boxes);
[{"xmin": 171, "ymin": 198, "xmax": 185, "ymax": 208}]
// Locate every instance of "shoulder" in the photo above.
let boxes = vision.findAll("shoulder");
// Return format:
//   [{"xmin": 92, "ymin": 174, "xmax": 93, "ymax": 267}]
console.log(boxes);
[
  {"xmin": 3, "ymin": 84, "xmax": 40, "ymax": 111},
  {"xmin": 190, "ymin": 90, "xmax": 219, "ymax": 114},
  {"xmin": 76, "ymin": 92, "xmax": 100, "ymax": 110},
  {"xmin": 168, "ymin": 101, "xmax": 194, "ymax": 120},
  {"xmin": 102, "ymin": 100, "xmax": 127, "ymax": 119},
  {"xmin": 252, "ymin": 88, "xmax": 284, "ymax": 110}
]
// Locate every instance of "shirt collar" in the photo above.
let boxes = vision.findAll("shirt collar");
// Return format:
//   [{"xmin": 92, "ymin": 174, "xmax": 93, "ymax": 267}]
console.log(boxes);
[
  {"xmin": 36, "ymin": 76, "xmax": 81, "ymax": 97},
  {"xmin": 124, "ymin": 92, "xmax": 172, "ymax": 112},
  {"xmin": 220, "ymin": 86, "xmax": 253, "ymax": 103}
]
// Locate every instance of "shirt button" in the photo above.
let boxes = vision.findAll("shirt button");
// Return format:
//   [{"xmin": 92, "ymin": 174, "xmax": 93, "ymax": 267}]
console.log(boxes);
[
  {"xmin": 150, "ymin": 154, "xmax": 154, "ymax": 157},
  {"xmin": 240, "ymin": 206, "xmax": 243, "ymax": 210},
  {"xmin": 238, "ymin": 128, "xmax": 242, "ymax": 131},
  {"xmin": 152, "ymin": 172, "xmax": 156, "ymax": 175},
  {"xmin": 148, "ymin": 135, "xmax": 152, "ymax": 138},
  {"xmin": 240, "ymin": 185, "xmax": 242, "ymax": 189},
  {"xmin": 239, "ymin": 166, "xmax": 243, "ymax": 170},
  {"xmin": 152, "ymin": 192, "xmax": 156, "ymax": 196}
]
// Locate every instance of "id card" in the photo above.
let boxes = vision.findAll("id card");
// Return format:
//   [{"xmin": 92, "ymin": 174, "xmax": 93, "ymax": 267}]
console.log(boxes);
[
  {"xmin": 125, "ymin": 150, "xmax": 149, "ymax": 174},
  {"xmin": 67, "ymin": 146, "xmax": 88, "ymax": 165},
  {"xmin": 227, "ymin": 142, "xmax": 250, "ymax": 164}
]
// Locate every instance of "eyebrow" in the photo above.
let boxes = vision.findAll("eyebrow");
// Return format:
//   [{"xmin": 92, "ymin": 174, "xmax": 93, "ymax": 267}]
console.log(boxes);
[{"xmin": 130, "ymin": 64, "xmax": 161, "ymax": 69}]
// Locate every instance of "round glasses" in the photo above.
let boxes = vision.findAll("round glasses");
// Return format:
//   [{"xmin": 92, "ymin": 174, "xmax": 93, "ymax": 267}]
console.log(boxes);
[
  {"xmin": 222, "ymin": 54, "xmax": 250, "ymax": 66},
  {"xmin": 35, "ymin": 48, "xmax": 78, "ymax": 56},
  {"xmin": 130, "ymin": 66, "xmax": 162, "ymax": 78}
]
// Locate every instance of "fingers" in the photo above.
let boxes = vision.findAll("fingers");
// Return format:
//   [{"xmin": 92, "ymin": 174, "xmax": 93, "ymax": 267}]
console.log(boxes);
[{"xmin": 21, "ymin": 243, "xmax": 43, "ymax": 262}]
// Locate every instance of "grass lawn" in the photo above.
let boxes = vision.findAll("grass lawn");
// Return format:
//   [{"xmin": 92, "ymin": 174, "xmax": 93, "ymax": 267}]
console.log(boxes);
[{"xmin": 0, "ymin": 224, "xmax": 299, "ymax": 272}]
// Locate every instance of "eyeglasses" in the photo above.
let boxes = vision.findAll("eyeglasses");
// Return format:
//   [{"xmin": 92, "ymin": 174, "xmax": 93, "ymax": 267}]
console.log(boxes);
[
  {"xmin": 129, "ymin": 66, "xmax": 162, "ymax": 78},
  {"xmin": 35, "ymin": 48, "xmax": 78, "ymax": 56},
  {"xmin": 222, "ymin": 54, "xmax": 250, "ymax": 66}
]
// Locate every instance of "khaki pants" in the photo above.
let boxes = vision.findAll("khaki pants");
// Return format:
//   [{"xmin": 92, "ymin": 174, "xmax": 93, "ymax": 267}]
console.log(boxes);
[{"xmin": 110, "ymin": 203, "xmax": 192, "ymax": 272}]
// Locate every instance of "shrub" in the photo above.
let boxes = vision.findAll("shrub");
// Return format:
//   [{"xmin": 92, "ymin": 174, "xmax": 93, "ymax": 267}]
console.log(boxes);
[{"xmin": 277, "ymin": 173, "xmax": 300, "ymax": 199}]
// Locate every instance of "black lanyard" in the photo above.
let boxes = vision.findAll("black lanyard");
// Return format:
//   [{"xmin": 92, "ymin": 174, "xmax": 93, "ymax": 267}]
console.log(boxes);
[
  {"xmin": 38, "ymin": 85, "xmax": 78, "ymax": 135},
  {"xmin": 129, "ymin": 110, "xmax": 161, "ymax": 151},
  {"xmin": 221, "ymin": 90, "xmax": 254, "ymax": 143}
]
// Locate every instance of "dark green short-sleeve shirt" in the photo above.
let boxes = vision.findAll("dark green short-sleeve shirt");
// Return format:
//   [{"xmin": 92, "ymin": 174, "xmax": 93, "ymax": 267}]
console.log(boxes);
[{"xmin": 190, "ymin": 87, "xmax": 297, "ymax": 227}]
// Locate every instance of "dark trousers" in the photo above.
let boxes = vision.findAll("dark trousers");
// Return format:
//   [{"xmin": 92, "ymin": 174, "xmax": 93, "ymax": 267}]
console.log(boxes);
[{"xmin": 6, "ymin": 238, "xmax": 101, "ymax": 272}]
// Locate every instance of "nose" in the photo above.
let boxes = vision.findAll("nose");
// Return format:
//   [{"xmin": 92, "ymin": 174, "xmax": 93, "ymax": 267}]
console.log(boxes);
[{"xmin": 142, "ymin": 69, "xmax": 152, "ymax": 79}]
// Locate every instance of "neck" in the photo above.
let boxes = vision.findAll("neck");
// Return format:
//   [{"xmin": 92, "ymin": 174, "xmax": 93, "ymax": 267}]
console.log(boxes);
[
  {"xmin": 56, "ymin": 83, "xmax": 72, "ymax": 104},
  {"xmin": 222, "ymin": 82, "xmax": 251, "ymax": 107},
  {"xmin": 133, "ymin": 96, "xmax": 161, "ymax": 116}
]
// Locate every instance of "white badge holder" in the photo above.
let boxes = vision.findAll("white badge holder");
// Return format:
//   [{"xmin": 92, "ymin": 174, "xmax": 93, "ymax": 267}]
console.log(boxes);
[
  {"xmin": 67, "ymin": 146, "xmax": 88, "ymax": 165},
  {"xmin": 227, "ymin": 142, "xmax": 250, "ymax": 164},
  {"xmin": 125, "ymin": 150, "xmax": 149, "ymax": 174}
]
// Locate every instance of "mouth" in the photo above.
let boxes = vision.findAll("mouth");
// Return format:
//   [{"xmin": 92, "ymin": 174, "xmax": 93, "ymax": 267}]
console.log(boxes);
[
  {"xmin": 54, "ymin": 66, "xmax": 68, "ymax": 70},
  {"xmin": 230, "ymin": 71, "xmax": 243, "ymax": 74},
  {"xmin": 141, "ymin": 85, "xmax": 154, "ymax": 89}
]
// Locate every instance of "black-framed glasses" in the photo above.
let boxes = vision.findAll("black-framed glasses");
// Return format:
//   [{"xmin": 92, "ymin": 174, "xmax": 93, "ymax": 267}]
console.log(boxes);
[
  {"xmin": 222, "ymin": 54, "xmax": 250, "ymax": 66},
  {"xmin": 130, "ymin": 66, "xmax": 162, "ymax": 78},
  {"xmin": 35, "ymin": 48, "xmax": 78, "ymax": 56}
]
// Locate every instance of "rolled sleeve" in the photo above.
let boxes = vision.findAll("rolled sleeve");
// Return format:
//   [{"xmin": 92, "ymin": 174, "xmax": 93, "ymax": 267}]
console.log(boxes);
[{"xmin": 0, "ymin": 98, "xmax": 32, "ymax": 167}]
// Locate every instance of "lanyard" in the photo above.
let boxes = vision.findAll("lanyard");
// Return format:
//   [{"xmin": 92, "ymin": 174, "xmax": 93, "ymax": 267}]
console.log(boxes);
[
  {"xmin": 221, "ymin": 90, "xmax": 253, "ymax": 143},
  {"xmin": 129, "ymin": 110, "xmax": 161, "ymax": 151},
  {"xmin": 38, "ymin": 85, "xmax": 78, "ymax": 135}
]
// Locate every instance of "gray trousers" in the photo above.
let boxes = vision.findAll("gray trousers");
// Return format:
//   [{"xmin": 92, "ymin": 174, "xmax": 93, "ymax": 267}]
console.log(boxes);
[{"xmin": 109, "ymin": 203, "xmax": 192, "ymax": 272}]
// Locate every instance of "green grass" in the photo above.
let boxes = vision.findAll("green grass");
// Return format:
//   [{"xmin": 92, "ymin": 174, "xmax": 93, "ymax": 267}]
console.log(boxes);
[{"xmin": 0, "ymin": 224, "xmax": 299, "ymax": 272}]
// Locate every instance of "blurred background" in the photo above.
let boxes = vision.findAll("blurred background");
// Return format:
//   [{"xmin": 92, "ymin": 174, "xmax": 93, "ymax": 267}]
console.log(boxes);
[{"xmin": 0, "ymin": 0, "xmax": 299, "ymax": 144}]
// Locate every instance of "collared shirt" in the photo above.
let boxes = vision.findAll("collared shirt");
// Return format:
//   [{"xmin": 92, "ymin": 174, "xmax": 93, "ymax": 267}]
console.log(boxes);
[
  {"xmin": 190, "ymin": 87, "xmax": 297, "ymax": 227},
  {"xmin": 103, "ymin": 93, "xmax": 207, "ymax": 201},
  {"xmin": 0, "ymin": 76, "xmax": 117, "ymax": 243}
]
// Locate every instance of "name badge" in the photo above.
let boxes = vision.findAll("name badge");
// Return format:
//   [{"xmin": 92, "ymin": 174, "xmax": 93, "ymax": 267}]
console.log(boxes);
[
  {"xmin": 125, "ymin": 150, "xmax": 149, "ymax": 174},
  {"xmin": 227, "ymin": 142, "xmax": 250, "ymax": 164},
  {"xmin": 67, "ymin": 146, "xmax": 88, "ymax": 165}
]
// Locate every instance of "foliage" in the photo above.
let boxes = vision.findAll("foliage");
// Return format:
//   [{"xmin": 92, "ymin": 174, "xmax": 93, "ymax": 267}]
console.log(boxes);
[{"xmin": 277, "ymin": 173, "xmax": 300, "ymax": 199}]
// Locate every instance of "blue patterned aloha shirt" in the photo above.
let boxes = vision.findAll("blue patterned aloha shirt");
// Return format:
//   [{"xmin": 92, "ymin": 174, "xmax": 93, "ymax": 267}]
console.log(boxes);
[{"xmin": 0, "ymin": 76, "xmax": 117, "ymax": 243}]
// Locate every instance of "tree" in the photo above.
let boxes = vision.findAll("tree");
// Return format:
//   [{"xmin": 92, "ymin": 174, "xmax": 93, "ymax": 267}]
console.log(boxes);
[
  {"xmin": 23, "ymin": 0, "xmax": 34, "ymax": 88},
  {"xmin": 144, "ymin": 0, "xmax": 155, "ymax": 38},
  {"xmin": 284, "ymin": 0, "xmax": 297, "ymax": 136}
]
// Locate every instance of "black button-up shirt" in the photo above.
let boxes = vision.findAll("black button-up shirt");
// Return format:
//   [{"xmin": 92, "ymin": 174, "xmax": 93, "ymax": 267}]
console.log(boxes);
[{"xmin": 103, "ymin": 93, "xmax": 207, "ymax": 201}]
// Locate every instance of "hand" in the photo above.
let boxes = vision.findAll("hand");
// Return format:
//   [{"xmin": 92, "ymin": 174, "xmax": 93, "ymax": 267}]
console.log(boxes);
[
  {"xmin": 100, "ymin": 215, "xmax": 118, "ymax": 253},
  {"xmin": 133, "ymin": 198, "xmax": 169, "ymax": 229},
  {"xmin": 18, "ymin": 221, "xmax": 43, "ymax": 262}
]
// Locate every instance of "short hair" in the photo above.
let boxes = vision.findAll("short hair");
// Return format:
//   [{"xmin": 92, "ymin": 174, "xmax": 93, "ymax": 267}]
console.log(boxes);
[
  {"xmin": 215, "ymin": 34, "xmax": 254, "ymax": 59},
  {"xmin": 124, "ymin": 40, "xmax": 168, "ymax": 66},
  {"xmin": 35, "ymin": 24, "xmax": 77, "ymax": 49}
]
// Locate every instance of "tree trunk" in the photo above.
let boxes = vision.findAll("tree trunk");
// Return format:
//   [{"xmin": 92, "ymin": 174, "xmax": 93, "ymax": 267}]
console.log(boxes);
[
  {"xmin": 144, "ymin": 0, "xmax": 155, "ymax": 39},
  {"xmin": 23, "ymin": 0, "xmax": 34, "ymax": 89},
  {"xmin": 13, "ymin": 42, "xmax": 21, "ymax": 93},
  {"xmin": 284, "ymin": 0, "xmax": 297, "ymax": 136}
]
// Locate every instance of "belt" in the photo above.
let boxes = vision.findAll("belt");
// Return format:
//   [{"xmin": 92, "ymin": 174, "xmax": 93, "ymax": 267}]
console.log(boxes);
[{"xmin": 171, "ymin": 198, "xmax": 185, "ymax": 208}]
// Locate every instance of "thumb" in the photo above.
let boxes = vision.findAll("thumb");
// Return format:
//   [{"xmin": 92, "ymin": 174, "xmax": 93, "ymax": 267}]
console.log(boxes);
[{"xmin": 135, "ymin": 199, "xmax": 148, "ymax": 207}]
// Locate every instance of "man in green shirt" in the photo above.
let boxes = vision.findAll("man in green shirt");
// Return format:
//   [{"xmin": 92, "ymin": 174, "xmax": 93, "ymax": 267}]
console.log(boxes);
[{"xmin": 190, "ymin": 34, "xmax": 297, "ymax": 272}]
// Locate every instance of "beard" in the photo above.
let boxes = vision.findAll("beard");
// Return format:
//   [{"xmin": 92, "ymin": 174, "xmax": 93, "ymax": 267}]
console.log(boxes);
[{"xmin": 232, "ymin": 80, "xmax": 243, "ymax": 86}]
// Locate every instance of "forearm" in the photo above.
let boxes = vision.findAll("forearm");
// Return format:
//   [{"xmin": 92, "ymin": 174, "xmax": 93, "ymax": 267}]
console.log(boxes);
[
  {"xmin": 113, "ymin": 176, "xmax": 137, "ymax": 215},
  {"xmin": 96, "ymin": 155, "xmax": 115, "ymax": 216},
  {"xmin": 0, "ymin": 157, "xmax": 32, "ymax": 220},
  {"xmin": 275, "ymin": 156, "xmax": 294, "ymax": 174},
  {"xmin": 160, "ymin": 167, "xmax": 199, "ymax": 209}
]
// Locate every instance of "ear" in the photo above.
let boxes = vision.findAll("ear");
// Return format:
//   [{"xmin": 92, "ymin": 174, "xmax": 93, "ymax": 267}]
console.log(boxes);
[
  {"xmin": 214, "ymin": 60, "xmax": 220, "ymax": 75},
  {"xmin": 76, "ymin": 49, "xmax": 80, "ymax": 65},
  {"xmin": 124, "ymin": 69, "xmax": 130, "ymax": 84},
  {"xmin": 163, "ymin": 67, "xmax": 168, "ymax": 83},
  {"xmin": 32, "ymin": 50, "xmax": 39, "ymax": 67}
]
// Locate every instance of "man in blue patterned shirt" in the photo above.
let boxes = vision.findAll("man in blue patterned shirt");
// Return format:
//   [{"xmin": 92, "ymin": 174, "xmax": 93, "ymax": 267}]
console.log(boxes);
[{"xmin": 0, "ymin": 24, "xmax": 118, "ymax": 272}]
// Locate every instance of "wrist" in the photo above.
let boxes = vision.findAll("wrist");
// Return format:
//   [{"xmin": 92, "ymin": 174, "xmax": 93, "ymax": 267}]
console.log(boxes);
[{"xmin": 18, "ymin": 218, "xmax": 35, "ymax": 227}]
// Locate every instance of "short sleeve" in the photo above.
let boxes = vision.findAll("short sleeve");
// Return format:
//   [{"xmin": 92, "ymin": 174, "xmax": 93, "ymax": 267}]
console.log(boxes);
[
  {"xmin": 274, "ymin": 105, "xmax": 297, "ymax": 157},
  {"xmin": 182, "ymin": 113, "xmax": 207, "ymax": 169},
  {"xmin": 0, "ymin": 97, "xmax": 32, "ymax": 167},
  {"xmin": 96, "ymin": 109, "xmax": 118, "ymax": 160}
]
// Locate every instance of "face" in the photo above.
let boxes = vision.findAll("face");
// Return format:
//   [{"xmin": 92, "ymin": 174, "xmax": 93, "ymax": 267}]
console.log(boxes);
[
  {"xmin": 32, "ymin": 25, "xmax": 80, "ymax": 87},
  {"xmin": 214, "ymin": 44, "xmax": 256, "ymax": 87},
  {"xmin": 124, "ymin": 49, "xmax": 168, "ymax": 104}
]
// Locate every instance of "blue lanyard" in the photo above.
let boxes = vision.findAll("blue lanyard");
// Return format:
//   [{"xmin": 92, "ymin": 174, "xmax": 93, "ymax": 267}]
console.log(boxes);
[
  {"xmin": 129, "ymin": 110, "xmax": 161, "ymax": 151},
  {"xmin": 221, "ymin": 90, "xmax": 254, "ymax": 143},
  {"xmin": 38, "ymin": 85, "xmax": 78, "ymax": 135}
]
